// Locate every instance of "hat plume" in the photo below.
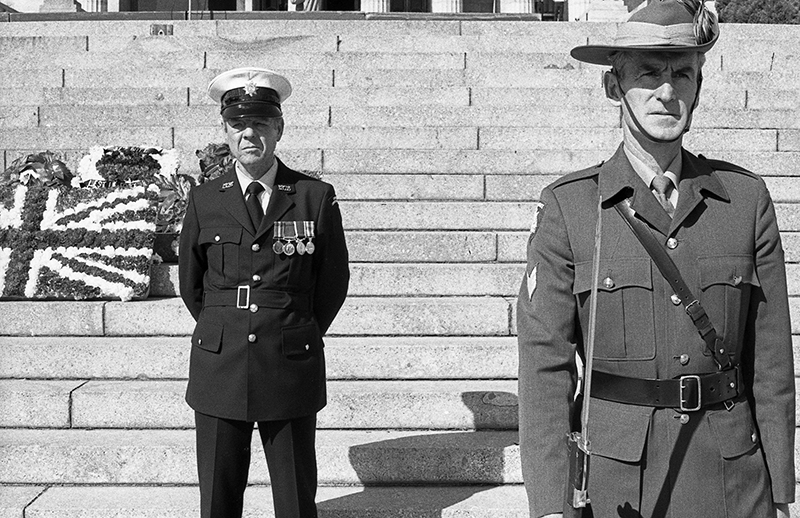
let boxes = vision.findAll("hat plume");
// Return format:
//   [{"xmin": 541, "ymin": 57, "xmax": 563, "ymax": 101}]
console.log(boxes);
[{"xmin": 677, "ymin": 0, "xmax": 717, "ymax": 45}]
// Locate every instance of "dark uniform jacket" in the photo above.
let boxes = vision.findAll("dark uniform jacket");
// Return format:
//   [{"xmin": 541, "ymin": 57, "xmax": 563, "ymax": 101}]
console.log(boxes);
[
  {"xmin": 179, "ymin": 159, "xmax": 349, "ymax": 422},
  {"xmin": 518, "ymin": 145, "xmax": 795, "ymax": 517}
]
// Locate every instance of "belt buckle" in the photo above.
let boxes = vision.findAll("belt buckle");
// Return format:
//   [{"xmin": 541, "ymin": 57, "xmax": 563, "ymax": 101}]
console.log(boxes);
[
  {"xmin": 236, "ymin": 286, "xmax": 250, "ymax": 309},
  {"xmin": 679, "ymin": 375, "xmax": 702, "ymax": 412}
]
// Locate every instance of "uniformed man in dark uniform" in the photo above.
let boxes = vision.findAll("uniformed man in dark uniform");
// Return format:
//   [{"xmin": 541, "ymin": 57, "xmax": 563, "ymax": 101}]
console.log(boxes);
[
  {"xmin": 517, "ymin": 2, "xmax": 795, "ymax": 517},
  {"xmin": 179, "ymin": 67, "xmax": 349, "ymax": 518}
]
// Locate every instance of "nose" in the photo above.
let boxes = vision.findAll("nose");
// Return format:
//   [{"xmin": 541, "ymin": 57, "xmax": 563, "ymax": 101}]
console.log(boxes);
[{"xmin": 654, "ymin": 81, "xmax": 676, "ymax": 103}]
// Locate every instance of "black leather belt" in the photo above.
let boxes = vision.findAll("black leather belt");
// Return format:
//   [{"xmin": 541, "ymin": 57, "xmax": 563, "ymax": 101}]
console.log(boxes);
[
  {"xmin": 203, "ymin": 287, "xmax": 310, "ymax": 312},
  {"xmin": 592, "ymin": 367, "xmax": 742, "ymax": 412}
]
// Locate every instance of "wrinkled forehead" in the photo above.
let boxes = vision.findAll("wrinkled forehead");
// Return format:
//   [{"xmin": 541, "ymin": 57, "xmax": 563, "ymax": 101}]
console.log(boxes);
[{"xmin": 629, "ymin": 50, "xmax": 702, "ymax": 71}]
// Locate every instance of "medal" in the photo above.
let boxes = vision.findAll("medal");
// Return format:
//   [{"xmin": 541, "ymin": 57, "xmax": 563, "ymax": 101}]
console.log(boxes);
[
  {"xmin": 304, "ymin": 221, "xmax": 315, "ymax": 255},
  {"xmin": 284, "ymin": 242, "xmax": 295, "ymax": 256},
  {"xmin": 296, "ymin": 241, "xmax": 306, "ymax": 255},
  {"xmin": 272, "ymin": 240, "xmax": 284, "ymax": 254},
  {"xmin": 305, "ymin": 241, "xmax": 315, "ymax": 254},
  {"xmin": 272, "ymin": 221, "xmax": 285, "ymax": 255}
]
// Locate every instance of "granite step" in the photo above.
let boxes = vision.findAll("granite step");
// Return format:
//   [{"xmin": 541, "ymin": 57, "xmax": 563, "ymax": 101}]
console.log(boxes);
[
  {"xmin": 0, "ymin": 428, "xmax": 522, "ymax": 485},
  {"xmin": 0, "ymin": 379, "xmax": 521, "ymax": 430},
  {"xmin": 3, "ymin": 485, "xmax": 534, "ymax": 518},
  {"xmin": 0, "ymin": 336, "xmax": 517, "ymax": 380}
]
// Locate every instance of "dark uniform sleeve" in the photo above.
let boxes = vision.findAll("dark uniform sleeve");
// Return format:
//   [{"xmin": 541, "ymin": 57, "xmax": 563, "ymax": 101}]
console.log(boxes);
[
  {"xmin": 178, "ymin": 189, "xmax": 205, "ymax": 322},
  {"xmin": 311, "ymin": 185, "xmax": 349, "ymax": 335},
  {"xmin": 517, "ymin": 186, "xmax": 581, "ymax": 518},
  {"xmin": 746, "ymin": 180, "xmax": 796, "ymax": 504}
]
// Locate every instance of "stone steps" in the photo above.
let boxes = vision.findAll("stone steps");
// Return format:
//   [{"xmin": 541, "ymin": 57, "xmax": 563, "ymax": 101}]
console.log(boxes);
[
  {"xmin": 0, "ymin": 428, "xmax": 523, "ymax": 485},
  {"xmin": 3, "ymin": 485, "xmax": 531, "ymax": 518},
  {"xmin": 1, "ymin": 379, "xmax": 521, "ymax": 429}
]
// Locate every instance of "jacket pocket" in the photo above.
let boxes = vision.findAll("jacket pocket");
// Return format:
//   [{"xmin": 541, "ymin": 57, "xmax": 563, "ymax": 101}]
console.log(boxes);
[
  {"xmin": 281, "ymin": 322, "xmax": 323, "ymax": 358},
  {"xmin": 588, "ymin": 397, "xmax": 653, "ymax": 462},
  {"xmin": 574, "ymin": 257, "xmax": 655, "ymax": 360},
  {"xmin": 706, "ymin": 398, "xmax": 760, "ymax": 459},
  {"xmin": 697, "ymin": 255, "xmax": 758, "ymax": 349},
  {"xmin": 199, "ymin": 228, "xmax": 242, "ymax": 284},
  {"xmin": 192, "ymin": 320, "xmax": 223, "ymax": 353}
]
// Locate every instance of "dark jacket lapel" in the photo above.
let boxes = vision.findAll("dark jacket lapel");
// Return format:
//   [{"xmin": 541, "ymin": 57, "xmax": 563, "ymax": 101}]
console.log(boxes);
[{"xmin": 671, "ymin": 150, "xmax": 730, "ymax": 232}]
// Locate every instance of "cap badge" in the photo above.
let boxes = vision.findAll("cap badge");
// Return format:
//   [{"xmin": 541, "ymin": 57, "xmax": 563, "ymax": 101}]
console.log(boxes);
[{"xmin": 244, "ymin": 80, "xmax": 257, "ymax": 97}]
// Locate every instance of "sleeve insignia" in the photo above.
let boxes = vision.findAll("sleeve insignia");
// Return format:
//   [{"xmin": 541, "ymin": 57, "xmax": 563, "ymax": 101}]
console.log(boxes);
[
  {"xmin": 526, "ymin": 265, "xmax": 538, "ymax": 301},
  {"xmin": 530, "ymin": 202, "xmax": 545, "ymax": 236},
  {"xmin": 331, "ymin": 196, "xmax": 339, "ymax": 206}
]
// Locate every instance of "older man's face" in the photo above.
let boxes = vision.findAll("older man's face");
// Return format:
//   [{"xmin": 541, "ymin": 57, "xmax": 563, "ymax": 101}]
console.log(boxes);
[
  {"xmin": 222, "ymin": 116, "xmax": 284, "ymax": 176},
  {"xmin": 610, "ymin": 51, "xmax": 701, "ymax": 143}
]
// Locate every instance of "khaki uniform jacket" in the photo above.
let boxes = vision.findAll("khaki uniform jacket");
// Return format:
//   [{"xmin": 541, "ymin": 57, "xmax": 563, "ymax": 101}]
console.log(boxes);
[
  {"xmin": 179, "ymin": 159, "xmax": 349, "ymax": 422},
  {"xmin": 517, "ymin": 146, "xmax": 795, "ymax": 517}
]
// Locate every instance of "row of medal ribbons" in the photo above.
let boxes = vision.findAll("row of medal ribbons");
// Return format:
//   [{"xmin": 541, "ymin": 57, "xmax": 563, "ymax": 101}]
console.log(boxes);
[{"xmin": 273, "ymin": 220, "xmax": 316, "ymax": 256}]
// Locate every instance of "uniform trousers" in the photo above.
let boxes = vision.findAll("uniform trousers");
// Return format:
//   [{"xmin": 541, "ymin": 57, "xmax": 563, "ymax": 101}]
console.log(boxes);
[{"xmin": 195, "ymin": 411, "xmax": 318, "ymax": 518}]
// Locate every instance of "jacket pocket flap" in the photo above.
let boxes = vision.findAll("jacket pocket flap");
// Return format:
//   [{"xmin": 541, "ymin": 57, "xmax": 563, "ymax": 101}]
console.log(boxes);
[
  {"xmin": 706, "ymin": 399, "xmax": 760, "ymax": 459},
  {"xmin": 698, "ymin": 255, "xmax": 759, "ymax": 290},
  {"xmin": 587, "ymin": 398, "xmax": 653, "ymax": 462},
  {"xmin": 573, "ymin": 258, "xmax": 652, "ymax": 294},
  {"xmin": 199, "ymin": 227, "xmax": 242, "ymax": 245},
  {"xmin": 282, "ymin": 323, "xmax": 322, "ymax": 357},
  {"xmin": 192, "ymin": 321, "xmax": 222, "ymax": 353}
]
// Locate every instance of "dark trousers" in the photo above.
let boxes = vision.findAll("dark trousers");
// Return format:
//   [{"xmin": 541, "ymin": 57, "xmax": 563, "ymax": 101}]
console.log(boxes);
[{"xmin": 195, "ymin": 411, "xmax": 318, "ymax": 518}]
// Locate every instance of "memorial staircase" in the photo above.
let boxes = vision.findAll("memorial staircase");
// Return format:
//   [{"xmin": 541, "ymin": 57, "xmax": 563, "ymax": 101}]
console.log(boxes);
[{"xmin": 0, "ymin": 14, "xmax": 799, "ymax": 516}]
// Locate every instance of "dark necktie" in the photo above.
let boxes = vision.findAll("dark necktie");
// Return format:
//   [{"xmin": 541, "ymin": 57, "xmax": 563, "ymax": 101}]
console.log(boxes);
[
  {"xmin": 651, "ymin": 175, "xmax": 675, "ymax": 218},
  {"xmin": 245, "ymin": 182, "xmax": 265, "ymax": 229}
]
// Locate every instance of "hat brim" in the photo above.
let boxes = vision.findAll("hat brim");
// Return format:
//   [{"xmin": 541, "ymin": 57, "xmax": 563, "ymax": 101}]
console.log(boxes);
[
  {"xmin": 571, "ymin": 39, "xmax": 717, "ymax": 66},
  {"xmin": 222, "ymin": 102, "xmax": 283, "ymax": 119}
]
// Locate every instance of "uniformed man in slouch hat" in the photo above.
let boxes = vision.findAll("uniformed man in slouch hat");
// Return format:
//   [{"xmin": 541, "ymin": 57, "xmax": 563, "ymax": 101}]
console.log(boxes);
[
  {"xmin": 517, "ymin": 1, "xmax": 795, "ymax": 517},
  {"xmin": 179, "ymin": 67, "xmax": 349, "ymax": 518}
]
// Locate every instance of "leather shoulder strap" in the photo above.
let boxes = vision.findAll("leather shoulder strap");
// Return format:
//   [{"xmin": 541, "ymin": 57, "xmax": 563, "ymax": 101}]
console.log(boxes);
[{"xmin": 613, "ymin": 200, "xmax": 731, "ymax": 369}]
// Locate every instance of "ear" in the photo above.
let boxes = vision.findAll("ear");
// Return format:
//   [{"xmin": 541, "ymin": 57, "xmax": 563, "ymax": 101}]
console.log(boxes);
[
  {"xmin": 276, "ymin": 118, "xmax": 285, "ymax": 142},
  {"xmin": 603, "ymin": 71, "xmax": 623, "ymax": 107}
]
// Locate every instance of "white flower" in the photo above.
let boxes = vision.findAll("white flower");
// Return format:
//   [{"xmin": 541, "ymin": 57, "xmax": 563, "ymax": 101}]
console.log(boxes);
[
  {"xmin": 152, "ymin": 148, "xmax": 180, "ymax": 179},
  {"xmin": 77, "ymin": 146, "xmax": 105, "ymax": 183}
]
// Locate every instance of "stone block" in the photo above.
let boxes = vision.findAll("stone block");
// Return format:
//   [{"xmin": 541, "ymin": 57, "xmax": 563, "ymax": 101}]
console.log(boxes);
[
  {"xmin": 466, "ymin": 64, "xmax": 601, "ymax": 88},
  {"xmin": 471, "ymin": 87, "xmax": 601, "ymax": 107},
  {"xmin": 104, "ymin": 298, "xmax": 195, "ymax": 336},
  {"xmin": 707, "ymin": 151, "xmax": 800, "ymax": 177},
  {"xmin": 206, "ymin": 51, "xmax": 465, "ymax": 71},
  {"xmin": 468, "ymin": 51, "xmax": 582, "ymax": 71},
  {"xmin": 696, "ymin": 87, "xmax": 747, "ymax": 109},
  {"xmin": 0, "ymin": 88, "xmax": 44, "ymax": 107},
  {"xmin": 479, "ymin": 127, "xmax": 621, "ymax": 150},
  {"xmin": 294, "ymin": 86, "xmax": 471, "ymax": 107},
  {"xmin": 684, "ymin": 129, "xmax": 777, "ymax": 152},
  {"xmin": 0, "ymin": 336, "xmax": 189, "ymax": 379},
  {"xmin": 694, "ymin": 109, "xmax": 800, "ymax": 130},
  {"xmin": 340, "ymin": 201, "xmax": 538, "ymax": 230},
  {"xmin": 0, "ymin": 127, "xmax": 172, "ymax": 150},
  {"xmin": 328, "ymin": 173, "xmax": 483, "ymax": 200},
  {"xmin": 0, "ymin": 35, "xmax": 85, "ymax": 52},
  {"xmin": 0, "ymin": 301, "xmax": 104, "ymax": 336},
  {"xmin": 0, "ymin": 106, "xmax": 37, "ymax": 129},
  {"xmin": 792, "ymin": 297, "xmax": 800, "ymax": 334},
  {"xmin": 777, "ymin": 204, "xmax": 800, "ymax": 233},
  {"xmin": 346, "ymin": 230, "xmax": 497, "ymax": 263},
  {"xmin": 328, "ymin": 297, "xmax": 512, "ymax": 336},
  {"xmin": 782, "ymin": 232, "xmax": 800, "ymax": 263},
  {"xmin": 780, "ymin": 130, "xmax": 800, "ymax": 152},
  {"xmin": 280, "ymin": 127, "xmax": 478, "ymax": 150},
  {"xmin": 333, "ymin": 68, "xmax": 467, "ymax": 88},
  {"xmin": 42, "ymin": 87, "xmax": 189, "ymax": 106},
  {"xmin": 25, "ymin": 484, "xmax": 532, "ymax": 518},
  {"xmin": 348, "ymin": 263, "xmax": 523, "ymax": 296},
  {"xmin": 747, "ymin": 89, "xmax": 800, "ymax": 111},
  {"xmin": 322, "ymin": 149, "xmax": 608, "ymax": 174},
  {"xmin": 0, "ymin": 380, "xmax": 80, "ymax": 428},
  {"xmin": 325, "ymin": 336, "xmax": 517, "ymax": 379},
  {"xmin": 214, "ymin": 20, "xmax": 461, "ymax": 39},
  {"xmin": 72, "ymin": 380, "xmax": 192, "ymax": 429},
  {"xmin": 485, "ymin": 174, "xmax": 560, "ymax": 201},
  {"xmin": 331, "ymin": 105, "xmax": 619, "ymax": 128},
  {"xmin": 0, "ymin": 428, "xmax": 522, "ymax": 485},
  {"xmin": 63, "ymin": 68, "xmax": 217, "ymax": 89},
  {"xmin": 497, "ymin": 232, "xmax": 528, "ymax": 263},
  {"xmin": 39, "ymin": 106, "xmax": 216, "ymax": 128},
  {"xmin": 765, "ymin": 178, "xmax": 800, "ymax": 204},
  {"xmin": 0, "ymin": 486, "xmax": 45, "ymax": 518},
  {"xmin": 0, "ymin": 69, "xmax": 61, "ymax": 88}
]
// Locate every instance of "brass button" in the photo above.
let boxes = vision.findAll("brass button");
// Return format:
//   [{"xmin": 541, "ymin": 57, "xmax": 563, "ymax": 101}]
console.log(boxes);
[
  {"xmin": 670, "ymin": 294, "xmax": 681, "ymax": 305},
  {"xmin": 252, "ymin": 244, "xmax": 260, "ymax": 252},
  {"xmin": 679, "ymin": 414, "xmax": 690, "ymax": 425},
  {"xmin": 666, "ymin": 238, "xmax": 678, "ymax": 249},
  {"xmin": 304, "ymin": 344, "xmax": 310, "ymax": 351},
  {"xmin": 602, "ymin": 277, "xmax": 615, "ymax": 289},
  {"xmin": 198, "ymin": 338, "xmax": 202, "ymax": 345},
  {"xmin": 732, "ymin": 275, "xmax": 742, "ymax": 286},
  {"xmin": 248, "ymin": 334, "xmax": 257, "ymax": 343},
  {"xmin": 679, "ymin": 354, "xmax": 690, "ymax": 365},
  {"xmin": 214, "ymin": 235, "xmax": 220, "ymax": 242},
  {"xmin": 252, "ymin": 274, "xmax": 261, "ymax": 282},
  {"xmin": 751, "ymin": 431, "xmax": 758, "ymax": 443},
  {"xmin": 249, "ymin": 303, "xmax": 258, "ymax": 313}
]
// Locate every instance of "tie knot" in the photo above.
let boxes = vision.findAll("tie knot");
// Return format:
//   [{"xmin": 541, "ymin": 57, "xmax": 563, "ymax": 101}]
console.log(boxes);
[
  {"xmin": 651, "ymin": 175, "xmax": 673, "ymax": 195},
  {"xmin": 246, "ymin": 182, "xmax": 265, "ymax": 196}
]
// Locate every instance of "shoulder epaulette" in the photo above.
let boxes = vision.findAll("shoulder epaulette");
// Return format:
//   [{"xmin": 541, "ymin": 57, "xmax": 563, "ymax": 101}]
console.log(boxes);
[
  {"xmin": 550, "ymin": 162, "xmax": 602, "ymax": 190},
  {"xmin": 698, "ymin": 154, "xmax": 758, "ymax": 178}
]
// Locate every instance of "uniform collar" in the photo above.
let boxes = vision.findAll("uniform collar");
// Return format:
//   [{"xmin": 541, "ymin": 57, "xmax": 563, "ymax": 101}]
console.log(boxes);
[
  {"xmin": 623, "ymin": 144, "xmax": 682, "ymax": 191},
  {"xmin": 235, "ymin": 157, "xmax": 278, "ymax": 196}
]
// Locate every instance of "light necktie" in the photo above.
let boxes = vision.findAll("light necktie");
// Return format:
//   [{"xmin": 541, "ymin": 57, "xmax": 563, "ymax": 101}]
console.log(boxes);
[
  {"xmin": 651, "ymin": 175, "xmax": 675, "ymax": 218},
  {"xmin": 245, "ymin": 182, "xmax": 265, "ymax": 229}
]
